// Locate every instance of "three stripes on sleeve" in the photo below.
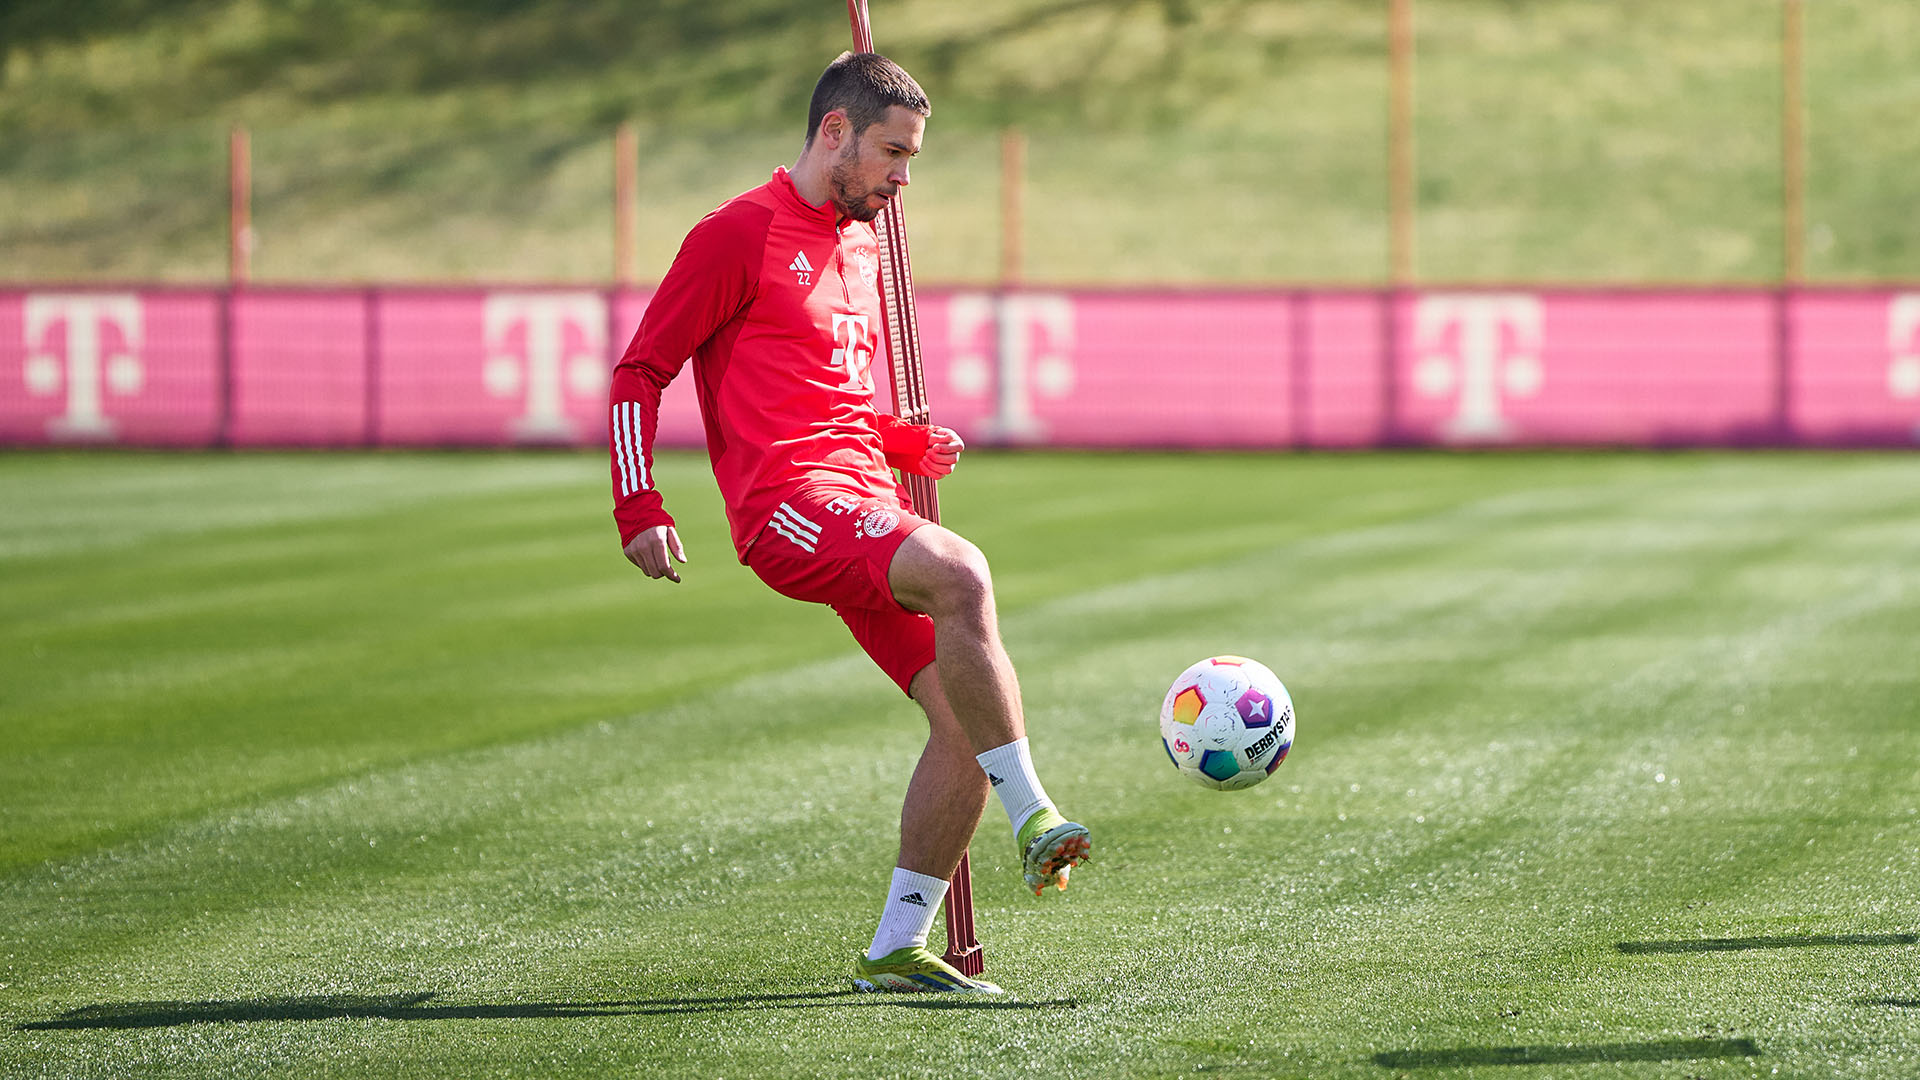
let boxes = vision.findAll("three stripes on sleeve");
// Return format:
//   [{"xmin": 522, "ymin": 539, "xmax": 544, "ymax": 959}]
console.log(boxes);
[{"xmin": 612, "ymin": 401, "xmax": 652, "ymax": 497}]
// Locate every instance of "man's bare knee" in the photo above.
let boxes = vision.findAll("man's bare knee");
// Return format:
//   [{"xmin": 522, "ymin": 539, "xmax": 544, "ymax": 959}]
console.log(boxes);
[{"xmin": 892, "ymin": 526, "xmax": 994, "ymax": 618}]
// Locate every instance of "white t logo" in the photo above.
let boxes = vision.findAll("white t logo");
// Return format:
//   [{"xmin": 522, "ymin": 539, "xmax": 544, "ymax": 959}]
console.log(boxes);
[
  {"xmin": 22, "ymin": 294, "xmax": 144, "ymax": 440},
  {"xmin": 483, "ymin": 293, "xmax": 606, "ymax": 440},
  {"xmin": 1413, "ymin": 294, "xmax": 1544, "ymax": 441},
  {"xmin": 832, "ymin": 313, "xmax": 873, "ymax": 391},
  {"xmin": 948, "ymin": 293, "xmax": 1075, "ymax": 441},
  {"xmin": 1890, "ymin": 294, "xmax": 1920, "ymax": 442}
]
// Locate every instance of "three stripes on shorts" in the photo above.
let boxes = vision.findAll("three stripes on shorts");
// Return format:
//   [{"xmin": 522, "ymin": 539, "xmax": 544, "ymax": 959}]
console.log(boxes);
[{"xmin": 768, "ymin": 502, "xmax": 822, "ymax": 553}]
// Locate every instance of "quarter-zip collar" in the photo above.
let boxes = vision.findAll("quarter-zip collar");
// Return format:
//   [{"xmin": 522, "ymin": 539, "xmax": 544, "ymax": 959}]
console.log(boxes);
[{"xmin": 771, "ymin": 167, "xmax": 844, "ymax": 233}]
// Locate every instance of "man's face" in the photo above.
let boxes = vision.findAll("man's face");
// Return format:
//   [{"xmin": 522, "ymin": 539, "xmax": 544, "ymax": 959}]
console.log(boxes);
[{"xmin": 827, "ymin": 105, "xmax": 925, "ymax": 222}]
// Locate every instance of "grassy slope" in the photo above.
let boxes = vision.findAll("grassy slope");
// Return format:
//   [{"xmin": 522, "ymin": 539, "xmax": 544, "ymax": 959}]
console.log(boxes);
[
  {"xmin": 1, "ymin": 0, "xmax": 1917, "ymax": 285},
  {"xmin": 2, "ymin": 450, "xmax": 1917, "ymax": 1078}
]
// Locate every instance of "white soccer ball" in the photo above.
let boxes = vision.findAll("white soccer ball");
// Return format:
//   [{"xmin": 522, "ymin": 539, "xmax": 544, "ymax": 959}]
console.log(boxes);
[{"xmin": 1158, "ymin": 655, "xmax": 1295, "ymax": 790}]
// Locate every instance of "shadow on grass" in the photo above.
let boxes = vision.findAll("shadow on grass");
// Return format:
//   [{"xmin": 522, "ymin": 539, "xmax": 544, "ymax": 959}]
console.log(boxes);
[
  {"xmin": 17, "ymin": 990, "xmax": 1075, "ymax": 1030},
  {"xmin": 1859, "ymin": 998, "xmax": 1920, "ymax": 1009},
  {"xmin": 1373, "ymin": 1038, "xmax": 1759, "ymax": 1069},
  {"xmin": 1616, "ymin": 933, "xmax": 1916, "ymax": 954}
]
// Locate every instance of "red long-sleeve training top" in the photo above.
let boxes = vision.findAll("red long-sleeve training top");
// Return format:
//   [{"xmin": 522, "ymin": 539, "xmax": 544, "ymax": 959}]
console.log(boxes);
[{"xmin": 608, "ymin": 167, "xmax": 929, "ymax": 560}]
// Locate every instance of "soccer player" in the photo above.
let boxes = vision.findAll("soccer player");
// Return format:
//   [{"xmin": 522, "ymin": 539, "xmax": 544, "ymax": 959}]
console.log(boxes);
[{"xmin": 607, "ymin": 52, "xmax": 1089, "ymax": 995}]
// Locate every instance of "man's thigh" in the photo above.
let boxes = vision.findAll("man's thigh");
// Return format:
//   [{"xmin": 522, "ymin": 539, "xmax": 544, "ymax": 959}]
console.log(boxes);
[{"xmin": 746, "ymin": 485, "xmax": 937, "ymax": 693}]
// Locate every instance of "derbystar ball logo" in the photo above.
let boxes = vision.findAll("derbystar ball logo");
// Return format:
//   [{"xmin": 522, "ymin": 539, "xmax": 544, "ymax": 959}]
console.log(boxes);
[{"xmin": 1243, "ymin": 728, "xmax": 1281, "ymax": 761}]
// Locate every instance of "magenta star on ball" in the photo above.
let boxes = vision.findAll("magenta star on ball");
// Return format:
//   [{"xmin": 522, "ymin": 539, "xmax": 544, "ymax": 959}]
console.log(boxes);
[{"xmin": 1237, "ymin": 688, "xmax": 1274, "ymax": 727}]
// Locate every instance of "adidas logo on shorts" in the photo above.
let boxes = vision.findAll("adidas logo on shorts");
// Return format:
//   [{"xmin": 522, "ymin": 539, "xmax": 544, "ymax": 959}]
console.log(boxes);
[{"xmin": 769, "ymin": 502, "xmax": 822, "ymax": 553}]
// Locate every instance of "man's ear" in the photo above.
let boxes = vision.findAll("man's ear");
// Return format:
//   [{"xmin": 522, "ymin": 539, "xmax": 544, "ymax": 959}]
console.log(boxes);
[{"xmin": 818, "ymin": 109, "xmax": 850, "ymax": 151}]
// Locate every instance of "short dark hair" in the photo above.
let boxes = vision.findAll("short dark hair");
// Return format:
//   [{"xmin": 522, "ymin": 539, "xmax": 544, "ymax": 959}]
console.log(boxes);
[{"xmin": 804, "ymin": 52, "xmax": 930, "ymax": 146}]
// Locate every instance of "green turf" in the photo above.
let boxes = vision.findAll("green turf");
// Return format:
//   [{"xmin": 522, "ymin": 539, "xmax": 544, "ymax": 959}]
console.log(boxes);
[
  {"xmin": 3, "ymin": 0, "xmax": 1918, "ymax": 284},
  {"xmin": 2, "ymin": 449, "xmax": 1917, "ymax": 1079}
]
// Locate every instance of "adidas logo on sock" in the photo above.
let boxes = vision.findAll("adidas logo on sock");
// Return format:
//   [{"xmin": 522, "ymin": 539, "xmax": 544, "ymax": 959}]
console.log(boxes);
[
  {"xmin": 899, "ymin": 892, "xmax": 928, "ymax": 907},
  {"xmin": 988, "ymin": 773, "xmax": 1005, "ymax": 787}
]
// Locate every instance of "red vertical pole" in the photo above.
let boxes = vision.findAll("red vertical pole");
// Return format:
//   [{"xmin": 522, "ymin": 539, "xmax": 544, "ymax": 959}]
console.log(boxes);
[
  {"xmin": 614, "ymin": 122, "xmax": 639, "ymax": 287},
  {"xmin": 229, "ymin": 125, "xmax": 252, "ymax": 285},
  {"xmin": 1777, "ymin": 0, "xmax": 1805, "ymax": 443},
  {"xmin": 1384, "ymin": 0, "xmax": 1416, "ymax": 445},
  {"xmin": 1781, "ymin": 0, "xmax": 1806, "ymax": 287},
  {"xmin": 845, "ymin": 0, "xmax": 983, "ymax": 979},
  {"xmin": 1387, "ymin": 0, "xmax": 1416, "ymax": 287},
  {"xmin": 1000, "ymin": 128, "xmax": 1024, "ymax": 287}
]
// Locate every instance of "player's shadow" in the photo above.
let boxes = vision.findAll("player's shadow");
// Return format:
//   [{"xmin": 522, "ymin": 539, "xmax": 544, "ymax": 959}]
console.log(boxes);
[
  {"xmin": 1615, "ymin": 932, "xmax": 1916, "ymax": 955},
  {"xmin": 16, "ymin": 990, "xmax": 1074, "ymax": 1030},
  {"xmin": 1373, "ymin": 1038, "xmax": 1760, "ymax": 1069}
]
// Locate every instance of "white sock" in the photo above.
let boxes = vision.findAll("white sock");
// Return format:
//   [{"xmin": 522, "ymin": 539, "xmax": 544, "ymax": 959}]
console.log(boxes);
[
  {"xmin": 975, "ymin": 736, "xmax": 1053, "ymax": 833},
  {"xmin": 866, "ymin": 867, "xmax": 949, "ymax": 961}
]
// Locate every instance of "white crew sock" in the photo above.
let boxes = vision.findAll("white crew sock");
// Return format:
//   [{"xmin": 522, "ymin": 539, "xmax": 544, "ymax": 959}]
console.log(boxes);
[
  {"xmin": 866, "ymin": 867, "xmax": 949, "ymax": 961},
  {"xmin": 975, "ymin": 736, "xmax": 1053, "ymax": 833}
]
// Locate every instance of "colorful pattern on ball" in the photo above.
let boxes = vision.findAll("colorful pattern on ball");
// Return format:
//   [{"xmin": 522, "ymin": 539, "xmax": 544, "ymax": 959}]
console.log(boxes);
[
  {"xmin": 1171, "ymin": 686, "xmax": 1205, "ymax": 726},
  {"xmin": 1157, "ymin": 655, "xmax": 1295, "ymax": 791},
  {"xmin": 1237, "ymin": 686, "xmax": 1275, "ymax": 728}
]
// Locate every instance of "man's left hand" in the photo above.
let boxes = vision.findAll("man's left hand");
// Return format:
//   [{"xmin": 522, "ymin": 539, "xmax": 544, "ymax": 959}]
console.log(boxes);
[{"xmin": 920, "ymin": 426, "xmax": 964, "ymax": 477}]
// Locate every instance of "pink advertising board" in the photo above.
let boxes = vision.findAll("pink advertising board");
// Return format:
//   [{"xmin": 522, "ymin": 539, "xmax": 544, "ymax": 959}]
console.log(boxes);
[
  {"xmin": 6, "ymin": 285, "xmax": 1920, "ymax": 451},
  {"xmin": 0, "ymin": 289, "xmax": 224, "ymax": 447},
  {"xmin": 1385, "ymin": 290, "xmax": 1779, "ymax": 446},
  {"xmin": 370, "ymin": 288, "xmax": 610, "ymax": 447},
  {"xmin": 230, "ymin": 290, "xmax": 369, "ymax": 446},
  {"xmin": 1790, "ymin": 289, "xmax": 1920, "ymax": 445}
]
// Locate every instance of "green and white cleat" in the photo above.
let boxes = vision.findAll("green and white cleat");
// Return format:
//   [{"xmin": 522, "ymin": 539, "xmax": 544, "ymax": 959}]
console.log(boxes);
[
  {"xmin": 852, "ymin": 946, "xmax": 1004, "ymax": 994},
  {"xmin": 1016, "ymin": 807, "xmax": 1091, "ymax": 896}
]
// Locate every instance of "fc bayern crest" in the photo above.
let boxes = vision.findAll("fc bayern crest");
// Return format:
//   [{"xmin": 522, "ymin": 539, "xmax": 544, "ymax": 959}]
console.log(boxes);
[
  {"xmin": 855, "ymin": 250, "xmax": 878, "ymax": 291},
  {"xmin": 858, "ymin": 508, "xmax": 899, "ymax": 539}
]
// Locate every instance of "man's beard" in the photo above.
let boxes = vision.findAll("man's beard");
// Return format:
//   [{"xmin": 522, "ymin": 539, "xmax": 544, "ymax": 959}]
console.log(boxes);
[{"xmin": 829, "ymin": 148, "xmax": 888, "ymax": 222}]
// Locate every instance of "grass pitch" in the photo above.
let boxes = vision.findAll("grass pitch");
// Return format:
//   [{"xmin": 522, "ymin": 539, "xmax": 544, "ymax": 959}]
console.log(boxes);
[{"xmin": 2, "ymin": 449, "xmax": 1917, "ymax": 1079}]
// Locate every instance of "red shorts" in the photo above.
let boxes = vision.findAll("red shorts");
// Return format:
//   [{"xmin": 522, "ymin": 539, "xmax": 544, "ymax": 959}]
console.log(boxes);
[{"xmin": 744, "ymin": 483, "xmax": 937, "ymax": 696}]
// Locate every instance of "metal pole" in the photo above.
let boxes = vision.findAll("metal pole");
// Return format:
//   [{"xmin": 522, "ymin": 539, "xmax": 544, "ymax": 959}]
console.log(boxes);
[
  {"xmin": 1781, "ymin": 0, "xmax": 1806, "ymax": 285},
  {"xmin": 229, "ymin": 125, "xmax": 252, "ymax": 285},
  {"xmin": 846, "ymin": 0, "xmax": 982, "ymax": 979},
  {"xmin": 1000, "ymin": 127, "xmax": 1024, "ymax": 286},
  {"xmin": 614, "ymin": 122, "xmax": 639, "ymax": 287},
  {"xmin": 1388, "ymin": 0, "xmax": 1416, "ymax": 286}
]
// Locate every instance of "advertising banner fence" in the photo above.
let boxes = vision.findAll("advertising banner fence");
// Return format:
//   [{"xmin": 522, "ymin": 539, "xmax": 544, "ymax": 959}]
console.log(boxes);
[{"xmin": 5, "ymin": 286, "xmax": 1919, "ymax": 450}]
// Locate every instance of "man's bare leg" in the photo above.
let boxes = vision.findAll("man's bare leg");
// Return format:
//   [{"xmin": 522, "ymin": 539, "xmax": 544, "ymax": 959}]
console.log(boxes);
[
  {"xmin": 887, "ymin": 524, "xmax": 1022, "ymax": 753},
  {"xmin": 896, "ymin": 664, "xmax": 989, "ymax": 880},
  {"xmin": 857, "ymin": 663, "xmax": 992, "ymax": 984},
  {"xmin": 888, "ymin": 523, "xmax": 1090, "ymax": 894}
]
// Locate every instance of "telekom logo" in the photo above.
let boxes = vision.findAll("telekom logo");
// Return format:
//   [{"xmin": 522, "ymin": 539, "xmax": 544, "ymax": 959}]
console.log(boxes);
[
  {"xmin": 832, "ymin": 312, "xmax": 874, "ymax": 391},
  {"xmin": 1888, "ymin": 295, "xmax": 1920, "ymax": 441},
  {"xmin": 482, "ymin": 293, "xmax": 606, "ymax": 441},
  {"xmin": 1412, "ymin": 294, "xmax": 1544, "ymax": 441},
  {"xmin": 21, "ymin": 294, "xmax": 144, "ymax": 440},
  {"xmin": 948, "ymin": 293, "xmax": 1075, "ymax": 441}
]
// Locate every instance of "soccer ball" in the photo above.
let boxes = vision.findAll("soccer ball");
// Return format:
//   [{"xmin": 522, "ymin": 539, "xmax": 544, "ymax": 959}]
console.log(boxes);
[{"xmin": 1158, "ymin": 655, "xmax": 1295, "ymax": 790}]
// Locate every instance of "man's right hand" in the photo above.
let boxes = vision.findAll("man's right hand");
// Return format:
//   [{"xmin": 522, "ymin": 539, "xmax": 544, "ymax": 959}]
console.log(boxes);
[{"xmin": 624, "ymin": 525, "xmax": 687, "ymax": 583}]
